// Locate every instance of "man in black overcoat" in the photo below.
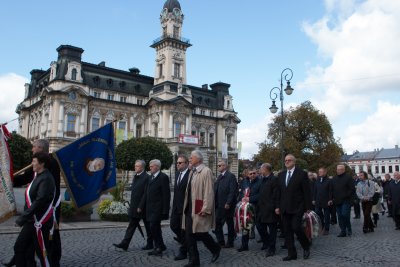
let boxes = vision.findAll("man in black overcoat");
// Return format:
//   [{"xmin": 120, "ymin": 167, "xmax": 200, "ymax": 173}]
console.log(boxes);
[
  {"xmin": 276, "ymin": 154, "xmax": 312, "ymax": 261},
  {"xmin": 113, "ymin": 159, "xmax": 152, "ymax": 251},
  {"xmin": 140, "ymin": 159, "xmax": 171, "ymax": 256},
  {"xmin": 388, "ymin": 171, "xmax": 400, "ymax": 229},
  {"xmin": 214, "ymin": 159, "xmax": 238, "ymax": 248},
  {"xmin": 170, "ymin": 155, "xmax": 190, "ymax": 261},
  {"xmin": 257, "ymin": 163, "xmax": 279, "ymax": 257},
  {"xmin": 313, "ymin": 167, "xmax": 333, "ymax": 235}
]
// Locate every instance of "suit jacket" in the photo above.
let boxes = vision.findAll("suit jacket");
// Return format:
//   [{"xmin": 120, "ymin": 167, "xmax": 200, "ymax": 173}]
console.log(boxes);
[
  {"xmin": 172, "ymin": 169, "xmax": 190, "ymax": 215},
  {"xmin": 313, "ymin": 176, "xmax": 333, "ymax": 209},
  {"xmin": 214, "ymin": 171, "xmax": 238, "ymax": 218},
  {"xmin": 278, "ymin": 168, "xmax": 312, "ymax": 215},
  {"xmin": 140, "ymin": 172, "xmax": 171, "ymax": 222},
  {"xmin": 258, "ymin": 174, "xmax": 280, "ymax": 223},
  {"xmin": 16, "ymin": 169, "xmax": 56, "ymax": 227},
  {"xmin": 128, "ymin": 171, "xmax": 149, "ymax": 218},
  {"xmin": 14, "ymin": 155, "xmax": 61, "ymax": 221}
]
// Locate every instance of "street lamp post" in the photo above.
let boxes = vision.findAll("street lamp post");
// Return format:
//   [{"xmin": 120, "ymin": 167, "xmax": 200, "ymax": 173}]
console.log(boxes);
[{"xmin": 269, "ymin": 68, "xmax": 294, "ymax": 170}]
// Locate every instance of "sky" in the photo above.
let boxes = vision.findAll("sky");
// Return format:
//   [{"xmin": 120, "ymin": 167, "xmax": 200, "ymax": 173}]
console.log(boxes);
[{"xmin": 1, "ymin": 0, "xmax": 399, "ymax": 159}]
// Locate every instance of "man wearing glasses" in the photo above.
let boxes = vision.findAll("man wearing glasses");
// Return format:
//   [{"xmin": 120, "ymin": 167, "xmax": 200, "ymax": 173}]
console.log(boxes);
[
  {"xmin": 171, "ymin": 155, "xmax": 190, "ymax": 261},
  {"xmin": 214, "ymin": 159, "xmax": 238, "ymax": 248},
  {"xmin": 276, "ymin": 154, "xmax": 312, "ymax": 261}
]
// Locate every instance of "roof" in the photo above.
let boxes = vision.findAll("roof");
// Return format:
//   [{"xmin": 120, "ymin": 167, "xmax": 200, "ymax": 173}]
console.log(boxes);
[
  {"xmin": 375, "ymin": 147, "xmax": 400, "ymax": 159},
  {"xmin": 163, "ymin": 0, "xmax": 181, "ymax": 12},
  {"xmin": 348, "ymin": 151, "xmax": 378, "ymax": 161}
]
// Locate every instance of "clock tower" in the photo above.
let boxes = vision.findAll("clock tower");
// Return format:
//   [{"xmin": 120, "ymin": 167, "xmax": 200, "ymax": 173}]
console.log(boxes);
[{"xmin": 151, "ymin": 0, "xmax": 191, "ymax": 87}]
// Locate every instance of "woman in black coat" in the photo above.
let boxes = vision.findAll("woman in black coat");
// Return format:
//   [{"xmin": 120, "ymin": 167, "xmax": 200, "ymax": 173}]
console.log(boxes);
[{"xmin": 14, "ymin": 152, "xmax": 56, "ymax": 267}]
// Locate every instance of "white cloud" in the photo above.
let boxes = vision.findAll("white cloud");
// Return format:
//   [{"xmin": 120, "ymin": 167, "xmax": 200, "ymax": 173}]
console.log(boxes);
[
  {"xmin": 0, "ymin": 73, "xmax": 27, "ymax": 132},
  {"xmin": 238, "ymin": 115, "xmax": 273, "ymax": 159},
  {"xmin": 299, "ymin": 0, "xmax": 400, "ymax": 153},
  {"xmin": 342, "ymin": 101, "xmax": 400, "ymax": 152}
]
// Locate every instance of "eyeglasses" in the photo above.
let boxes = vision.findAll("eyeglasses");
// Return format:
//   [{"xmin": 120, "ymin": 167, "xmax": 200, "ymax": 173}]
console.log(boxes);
[
  {"xmin": 177, "ymin": 162, "xmax": 186, "ymax": 165},
  {"xmin": 285, "ymin": 159, "xmax": 293, "ymax": 162}
]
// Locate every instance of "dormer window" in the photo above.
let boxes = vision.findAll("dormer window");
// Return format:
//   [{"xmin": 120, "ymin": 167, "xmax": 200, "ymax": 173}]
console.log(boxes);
[{"xmin": 71, "ymin": 68, "xmax": 77, "ymax": 80}]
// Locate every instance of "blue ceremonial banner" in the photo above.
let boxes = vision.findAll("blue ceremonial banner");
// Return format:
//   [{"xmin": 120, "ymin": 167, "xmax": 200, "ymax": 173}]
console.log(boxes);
[{"xmin": 54, "ymin": 123, "xmax": 116, "ymax": 209}]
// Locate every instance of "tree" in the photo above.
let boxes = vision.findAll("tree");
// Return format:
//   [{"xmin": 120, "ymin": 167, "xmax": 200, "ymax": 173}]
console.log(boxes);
[
  {"xmin": 8, "ymin": 131, "xmax": 32, "ymax": 172},
  {"xmin": 254, "ymin": 101, "xmax": 343, "ymax": 172},
  {"xmin": 115, "ymin": 137, "xmax": 173, "ymax": 171}
]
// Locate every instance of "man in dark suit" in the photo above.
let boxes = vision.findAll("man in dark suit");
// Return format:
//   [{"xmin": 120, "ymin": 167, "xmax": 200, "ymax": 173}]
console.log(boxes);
[
  {"xmin": 313, "ymin": 167, "xmax": 333, "ymax": 235},
  {"xmin": 113, "ymin": 160, "xmax": 152, "ymax": 251},
  {"xmin": 214, "ymin": 159, "xmax": 238, "ymax": 248},
  {"xmin": 258, "ymin": 163, "xmax": 279, "ymax": 257},
  {"xmin": 276, "ymin": 154, "xmax": 312, "ymax": 261},
  {"xmin": 171, "ymin": 155, "xmax": 190, "ymax": 261},
  {"xmin": 140, "ymin": 159, "xmax": 171, "ymax": 256}
]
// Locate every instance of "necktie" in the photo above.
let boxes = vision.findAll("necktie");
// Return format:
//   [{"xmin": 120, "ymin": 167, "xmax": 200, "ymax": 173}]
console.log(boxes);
[
  {"xmin": 177, "ymin": 172, "xmax": 182, "ymax": 185},
  {"xmin": 286, "ymin": 171, "xmax": 292, "ymax": 186}
]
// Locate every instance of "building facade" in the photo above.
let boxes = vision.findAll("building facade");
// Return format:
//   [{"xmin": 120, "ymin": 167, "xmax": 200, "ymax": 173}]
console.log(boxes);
[
  {"xmin": 342, "ymin": 145, "xmax": 400, "ymax": 178},
  {"xmin": 16, "ymin": 0, "xmax": 240, "ymax": 177}
]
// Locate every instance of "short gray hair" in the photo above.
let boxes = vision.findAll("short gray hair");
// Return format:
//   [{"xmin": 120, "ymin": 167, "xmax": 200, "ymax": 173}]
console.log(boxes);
[
  {"xmin": 261, "ymin": 163, "xmax": 272, "ymax": 172},
  {"xmin": 149, "ymin": 159, "xmax": 161, "ymax": 169},
  {"xmin": 135, "ymin": 159, "xmax": 146, "ymax": 168},
  {"xmin": 218, "ymin": 159, "xmax": 228, "ymax": 166},
  {"xmin": 191, "ymin": 150, "xmax": 203, "ymax": 162},
  {"xmin": 33, "ymin": 139, "xmax": 49, "ymax": 153}
]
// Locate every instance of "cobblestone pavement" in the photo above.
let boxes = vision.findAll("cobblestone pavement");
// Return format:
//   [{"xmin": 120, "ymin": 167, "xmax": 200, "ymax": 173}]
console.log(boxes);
[{"xmin": 1, "ymin": 213, "xmax": 400, "ymax": 267}]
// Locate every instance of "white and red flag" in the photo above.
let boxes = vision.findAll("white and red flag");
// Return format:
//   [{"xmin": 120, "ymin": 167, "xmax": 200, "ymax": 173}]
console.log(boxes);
[{"xmin": 0, "ymin": 124, "xmax": 16, "ymax": 223}]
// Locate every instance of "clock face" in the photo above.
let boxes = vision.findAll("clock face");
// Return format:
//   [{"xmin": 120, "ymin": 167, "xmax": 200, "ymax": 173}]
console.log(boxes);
[
  {"xmin": 173, "ymin": 8, "xmax": 181, "ymax": 17},
  {"xmin": 161, "ymin": 8, "xmax": 168, "ymax": 18}
]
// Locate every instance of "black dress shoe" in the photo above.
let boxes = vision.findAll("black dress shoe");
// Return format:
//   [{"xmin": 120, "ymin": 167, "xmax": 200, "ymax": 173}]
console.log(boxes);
[
  {"xmin": 237, "ymin": 246, "xmax": 249, "ymax": 252},
  {"xmin": 113, "ymin": 243, "xmax": 128, "ymax": 251},
  {"xmin": 142, "ymin": 244, "xmax": 154, "ymax": 250},
  {"xmin": 303, "ymin": 249, "xmax": 310, "ymax": 259},
  {"xmin": 282, "ymin": 255, "xmax": 297, "ymax": 261},
  {"xmin": 260, "ymin": 244, "xmax": 268, "ymax": 250},
  {"xmin": 265, "ymin": 251, "xmax": 275, "ymax": 257},
  {"xmin": 223, "ymin": 243, "xmax": 234, "ymax": 248},
  {"xmin": 337, "ymin": 233, "xmax": 346, "ymax": 237},
  {"xmin": 148, "ymin": 248, "xmax": 162, "ymax": 256},
  {"xmin": 160, "ymin": 245, "xmax": 167, "ymax": 251},
  {"xmin": 211, "ymin": 247, "xmax": 221, "ymax": 263},
  {"xmin": 281, "ymin": 244, "xmax": 287, "ymax": 249},
  {"xmin": 183, "ymin": 263, "xmax": 200, "ymax": 267},
  {"xmin": 174, "ymin": 253, "xmax": 187, "ymax": 261}
]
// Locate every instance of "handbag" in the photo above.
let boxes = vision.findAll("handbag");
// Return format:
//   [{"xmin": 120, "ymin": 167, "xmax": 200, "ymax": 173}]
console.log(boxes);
[{"xmin": 368, "ymin": 180, "xmax": 380, "ymax": 205}]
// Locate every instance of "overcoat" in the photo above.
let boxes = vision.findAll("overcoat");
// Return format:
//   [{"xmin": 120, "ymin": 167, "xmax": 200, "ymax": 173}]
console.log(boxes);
[{"xmin": 182, "ymin": 164, "xmax": 215, "ymax": 233}]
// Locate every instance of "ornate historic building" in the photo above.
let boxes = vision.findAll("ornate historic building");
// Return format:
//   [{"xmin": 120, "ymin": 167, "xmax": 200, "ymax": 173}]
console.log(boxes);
[{"xmin": 16, "ymin": 0, "xmax": 240, "ymax": 176}]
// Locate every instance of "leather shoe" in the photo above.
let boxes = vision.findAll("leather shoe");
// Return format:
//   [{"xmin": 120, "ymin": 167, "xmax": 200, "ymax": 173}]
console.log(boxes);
[
  {"xmin": 148, "ymin": 248, "xmax": 162, "ymax": 256},
  {"xmin": 223, "ymin": 243, "xmax": 234, "ymax": 248},
  {"xmin": 113, "ymin": 243, "xmax": 128, "ymax": 251},
  {"xmin": 160, "ymin": 245, "xmax": 167, "ymax": 251},
  {"xmin": 265, "ymin": 251, "xmax": 275, "ymax": 257},
  {"xmin": 260, "ymin": 244, "xmax": 268, "ymax": 250},
  {"xmin": 282, "ymin": 255, "xmax": 297, "ymax": 261},
  {"xmin": 183, "ymin": 263, "xmax": 200, "ymax": 267},
  {"xmin": 174, "ymin": 253, "xmax": 187, "ymax": 261},
  {"xmin": 303, "ymin": 249, "xmax": 310, "ymax": 259},
  {"xmin": 337, "ymin": 233, "xmax": 346, "ymax": 237},
  {"xmin": 280, "ymin": 244, "xmax": 287, "ymax": 249},
  {"xmin": 237, "ymin": 246, "xmax": 248, "ymax": 252},
  {"xmin": 211, "ymin": 247, "xmax": 221, "ymax": 263},
  {"xmin": 2, "ymin": 256, "xmax": 15, "ymax": 267},
  {"xmin": 142, "ymin": 244, "xmax": 154, "ymax": 250}
]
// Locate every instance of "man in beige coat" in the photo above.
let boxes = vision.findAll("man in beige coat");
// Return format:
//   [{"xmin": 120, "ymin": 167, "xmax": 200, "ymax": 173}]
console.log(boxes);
[{"xmin": 182, "ymin": 150, "xmax": 221, "ymax": 267}]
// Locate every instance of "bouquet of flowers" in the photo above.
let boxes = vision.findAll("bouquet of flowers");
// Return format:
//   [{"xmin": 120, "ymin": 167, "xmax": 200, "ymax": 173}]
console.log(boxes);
[
  {"xmin": 235, "ymin": 188, "xmax": 255, "ymax": 233},
  {"xmin": 303, "ymin": 211, "xmax": 321, "ymax": 241}
]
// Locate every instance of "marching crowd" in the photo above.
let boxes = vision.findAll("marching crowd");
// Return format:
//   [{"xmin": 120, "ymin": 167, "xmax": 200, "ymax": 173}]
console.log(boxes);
[{"xmin": 3, "ymin": 141, "xmax": 400, "ymax": 267}]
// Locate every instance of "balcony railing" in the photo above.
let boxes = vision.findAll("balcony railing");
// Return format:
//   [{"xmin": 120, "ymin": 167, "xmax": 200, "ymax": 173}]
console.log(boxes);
[{"xmin": 152, "ymin": 34, "xmax": 191, "ymax": 45}]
